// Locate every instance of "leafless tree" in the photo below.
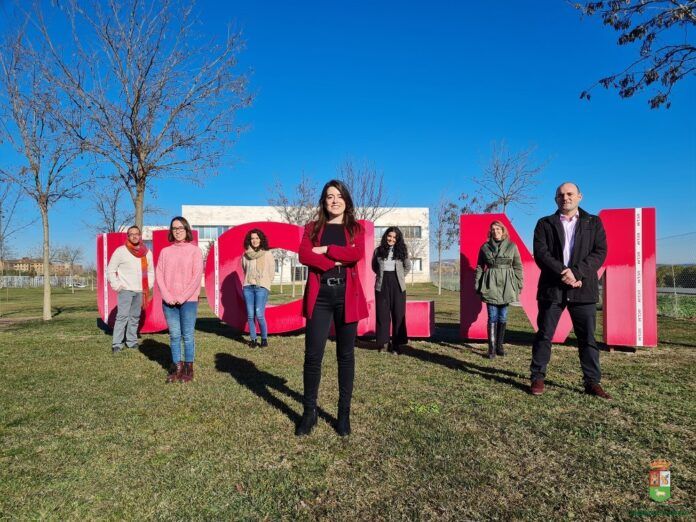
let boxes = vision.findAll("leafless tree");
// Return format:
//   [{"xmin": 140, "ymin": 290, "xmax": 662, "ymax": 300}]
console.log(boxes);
[
  {"xmin": 272, "ymin": 249, "xmax": 289, "ymax": 294},
  {"xmin": 0, "ymin": 185, "xmax": 34, "ymax": 276},
  {"xmin": 35, "ymin": 0, "xmax": 252, "ymax": 230},
  {"xmin": 473, "ymin": 141, "xmax": 547, "ymax": 214},
  {"xmin": 338, "ymin": 158, "xmax": 395, "ymax": 222},
  {"xmin": 0, "ymin": 24, "xmax": 88, "ymax": 321},
  {"xmin": 430, "ymin": 197, "xmax": 459, "ymax": 295},
  {"xmin": 404, "ymin": 234, "xmax": 428, "ymax": 286},
  {"xmin": 575, "ymin": 1, "xmax": 696, "ymax": 109},
  {"xmin": 56, "ymin": 245, "xmax": 83, "ymax": 293},
  {"xmin": 87, "ymin": 184, "xmax": 163, "ymax": 234},
  {"xmin": 268, "ymin": 174, "xmax": 318, "ymax": 297}
]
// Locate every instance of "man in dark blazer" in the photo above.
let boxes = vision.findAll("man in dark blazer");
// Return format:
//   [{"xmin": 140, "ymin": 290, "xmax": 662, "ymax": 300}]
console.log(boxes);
[{"xmin": 530, "ymin": 182, "xmax": 611, "ymax": 399}]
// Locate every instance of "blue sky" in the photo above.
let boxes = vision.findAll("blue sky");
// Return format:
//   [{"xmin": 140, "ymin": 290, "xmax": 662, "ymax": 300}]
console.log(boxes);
[{"xmin": 5, "ymin": 0, "xmax": 695, "ymax": 264}]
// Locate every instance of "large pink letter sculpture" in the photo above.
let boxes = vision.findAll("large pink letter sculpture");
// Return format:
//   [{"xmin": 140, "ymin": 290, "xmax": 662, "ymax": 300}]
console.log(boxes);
[
  {"xmin": 459, "ymin": 208, "xmax": 657, "ymax": 347},
  {"xmin": 96, "ymin": 229, "xmax": 199, "ymax": 333},
  {"xmin": 203, "ymin": 221, "xmax": 434, "ymax": 337}
]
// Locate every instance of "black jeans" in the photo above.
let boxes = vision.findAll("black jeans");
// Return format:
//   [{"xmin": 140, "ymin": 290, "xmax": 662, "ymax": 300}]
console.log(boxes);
[
  {"xmin": 531, "ymin": 300, "xmax": 601, "ymax": 385},
  {"xmin": 375, "ymin": 271, "xmax": 407, "ymax": 346},
  {"xmin": 303, "ymin": 282, "xmax": 358, "ymax": 411}
]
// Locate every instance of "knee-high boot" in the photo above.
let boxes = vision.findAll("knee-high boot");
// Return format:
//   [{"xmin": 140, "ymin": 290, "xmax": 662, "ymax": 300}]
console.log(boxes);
[
  {"xmin": 496, "ymin": 322, "xmax": 507, "ymax": 356},
  {"xmin": 487, "ymin": 322, "xmax": 497, "ymax": 359}
]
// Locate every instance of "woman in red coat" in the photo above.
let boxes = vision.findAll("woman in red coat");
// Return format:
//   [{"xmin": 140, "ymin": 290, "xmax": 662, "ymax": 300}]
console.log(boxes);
[{"xmin": 296, "ymin": 179, "xmax": 368, "ymax": 437}]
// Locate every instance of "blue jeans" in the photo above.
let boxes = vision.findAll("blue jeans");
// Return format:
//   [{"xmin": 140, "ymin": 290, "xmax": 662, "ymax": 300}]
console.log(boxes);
[
  {"xmin": 243, "ymin": 285, "xmax": 269, "ymax": 340},
  {"xmin": 487, "ymin": 303, "xmax": 508, "ymax": 324},
  {"xmin": 163, "ymin": 301, "xmax": 198, "ymax": 363}
]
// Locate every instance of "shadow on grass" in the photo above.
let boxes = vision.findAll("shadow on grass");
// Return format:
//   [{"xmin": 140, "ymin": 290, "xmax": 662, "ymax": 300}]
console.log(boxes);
[
  {"xmin": 214, "ymin": 352, "xmax": 336, "ymax": 428},
  {"xmin": 401, "ymin": 345, "xmax": 576, "ymax": 394},
  {"xmin": 196, "ymin": 317, "xmax": 244, "ymax": 340},
  {"xmin": 139, "ymin": 338, "xmax": 171, "ymax": 371}
]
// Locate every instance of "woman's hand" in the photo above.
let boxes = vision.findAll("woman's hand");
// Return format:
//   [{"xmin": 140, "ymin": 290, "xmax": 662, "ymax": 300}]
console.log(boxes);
[{"xmin": 312, "ymin": 246, "xmax": 328, "ymax": 254}]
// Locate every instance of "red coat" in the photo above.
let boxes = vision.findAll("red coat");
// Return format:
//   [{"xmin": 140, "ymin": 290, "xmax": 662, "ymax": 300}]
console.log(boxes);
[{"xmin": 299, "ymin": 221, "xmax": 369, "ymax": 323}]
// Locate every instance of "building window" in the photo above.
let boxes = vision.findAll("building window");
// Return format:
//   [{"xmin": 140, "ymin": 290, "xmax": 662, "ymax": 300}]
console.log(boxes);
[
  {"xmin": 294, "ymin": 266, "xmax": 308, "ymax": 281},
  {"xmin": 401, "ymin": 226, "xmax": 422, "ymax": 239},
  {"xmin": 374, "ymin": 225, "xmax": 421, "ymax": 241},
  {"xmin": 411, "ymin": 258, "xmax": 423, "ymax": 272},
  {"xmin": 192, "ymin": 225, "xmax": 230, "ymax": 241}
]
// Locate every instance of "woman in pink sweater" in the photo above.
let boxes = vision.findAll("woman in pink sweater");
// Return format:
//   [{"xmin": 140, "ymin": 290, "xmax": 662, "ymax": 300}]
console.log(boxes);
[{"xmin": 156, "ymin": 216, "xmax": 204, "ymax": 383}]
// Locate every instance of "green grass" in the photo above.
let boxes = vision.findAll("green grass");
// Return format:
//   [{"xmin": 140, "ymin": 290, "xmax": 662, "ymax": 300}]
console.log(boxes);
[{"xmin": 1, "ymin": 287, "xmax": 694, "ymax": 520}]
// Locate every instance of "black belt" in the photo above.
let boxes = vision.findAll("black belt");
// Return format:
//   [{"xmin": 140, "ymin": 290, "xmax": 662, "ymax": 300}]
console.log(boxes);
[{"xmin": 322, "ymin": 277, "xmax": 345, "ymax": 286}]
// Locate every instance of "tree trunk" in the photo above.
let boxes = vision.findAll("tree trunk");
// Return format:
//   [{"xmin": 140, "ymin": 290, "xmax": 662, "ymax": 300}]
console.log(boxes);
[
  {"xmin": 134, "ymin": 183, "xmax": 145, "ymax": 231},
  {"xmin": 291, "ymin": 257, "xmax": 296, "ymax": 298},
  {"xmin": 41, "ymin": 205, "xmax": 51, "ymax": 321},
  {"xmin": 279, "ymin": 260, "xmax": 284, "ymax": 294},
  {"xmin": 438, "ymin": 245, "xmax": 442, "ymax": 295},
  {"xmin": 70, "ymin": 266, "xmax": 75, "ymax": 294}
]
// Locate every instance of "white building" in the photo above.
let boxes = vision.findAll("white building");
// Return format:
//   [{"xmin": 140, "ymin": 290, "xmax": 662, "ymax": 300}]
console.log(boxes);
[{"xmin": 145, "ymin": 205, "xmax": 430, "ymax": 284}]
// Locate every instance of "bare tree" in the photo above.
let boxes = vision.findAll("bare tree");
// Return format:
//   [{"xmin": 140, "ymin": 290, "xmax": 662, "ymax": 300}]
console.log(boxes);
[
  {"xmin": 268, "ymin": 174, "xmax": 318, "ymax": 298},
  {"xmin": 430, "ymin": 197, "xmax": 459, "ymax": 295},
  {"xmin": 0, "ymin": 24, "xmax": 87, "ymax": 320},
  {"xmin": 404, "ymin": 235, "xmax": 428, "ymax": 287},
  {"xmin": 87, "ymin": 183, "xmax": 163, "ymax": 234},
  {"xmin": 56, "ymin": 245, "xmax": 83, "ymax": 293},
  {"xmin": 36, "ymin": 0, "xmax": 252, "ymax": 230},
  {"xmin": 575, "ymin": 1, "xmax": 696, "ymax": 109},
  {"xmin": 338, "ymin": 158, "xmax": 395, "ymax": 222},
  {"xmin": 473, "ymin": 141, "xmax": 547, "ymax": 214},
  {"xmin": 0, "ymin": 185, "xmax": 34, "ymax": 276},
  {"xmin": 272, "ymin": 248, "xmax": 288, "ymax": 294}
]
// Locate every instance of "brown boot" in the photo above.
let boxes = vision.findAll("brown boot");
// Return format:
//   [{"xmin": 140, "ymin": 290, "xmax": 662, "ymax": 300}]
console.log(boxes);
[
  {"xmin": 180, "ymin": 362, "xmax": 194, "ymax": 383},
  {"xmin": 167, "ymin": 362, "xmax": 183, "ymax": 383}
]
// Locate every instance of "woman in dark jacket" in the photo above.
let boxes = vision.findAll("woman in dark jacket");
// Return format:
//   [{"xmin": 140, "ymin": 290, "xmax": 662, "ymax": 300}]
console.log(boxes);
[
  {"xmin": 372, "ymin": 227, "xmax": 411, "ymax": 354},
  {"xmin": 296, "ymin": 179, "xmax": 368, "ymax": 437},
  {"xmin": 474, "ymin": 220, "xmax": 523, "ymax": 358}
]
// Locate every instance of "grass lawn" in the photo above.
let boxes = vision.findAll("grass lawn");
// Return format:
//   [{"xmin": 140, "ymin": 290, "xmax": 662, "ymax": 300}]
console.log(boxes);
[{"xmin": 1, "ymin": 286, "xmax": 694, "ymax": 520}]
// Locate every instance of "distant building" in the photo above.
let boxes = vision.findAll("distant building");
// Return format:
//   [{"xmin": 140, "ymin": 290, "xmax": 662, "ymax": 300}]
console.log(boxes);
[
  {"xmin": 143, "ymin": 205, "xmax": 430, "ymax": 284},
  {"xmin": 2, "ymin": 257, "xmax": 82, "ymax": 276}
]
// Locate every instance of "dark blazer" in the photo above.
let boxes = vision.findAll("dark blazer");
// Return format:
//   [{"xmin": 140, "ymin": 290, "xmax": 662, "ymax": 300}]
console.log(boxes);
[
  {"xmin": 298, "ymin": 222, "xmax": 369, "ymax": 323},
  {"xmin": 533, "ymin": 208, "xmax": 607, "ymax": 303}
]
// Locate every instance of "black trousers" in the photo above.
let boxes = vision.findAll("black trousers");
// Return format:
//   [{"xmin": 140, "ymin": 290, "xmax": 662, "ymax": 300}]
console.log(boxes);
[
  {"xmin": 375, "ymin": 271, "xmax": 407, "ymax": 347},
  {"xmin": 530, "ymin": 300, "xmax": 601, "ymax": 386},
  {"xmin": 303, "ymin": 283, "xmax": 357, "ymax": 411}
]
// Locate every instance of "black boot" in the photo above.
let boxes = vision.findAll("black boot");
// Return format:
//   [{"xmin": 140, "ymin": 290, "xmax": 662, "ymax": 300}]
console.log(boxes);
[
  {"xmin": 336, "ymin": 407, "xmax": 351, "ymax": 437},
  {"xmin": 295, "ymin": 407, "xmax": 317, "ymax": 437},
  {"xmin": 496, "ymin": 322, "xmax": 507, "ymax": 356},
  {"xmin": 487, "ymin": 322, "xmax": 497, "ymax": 359}
]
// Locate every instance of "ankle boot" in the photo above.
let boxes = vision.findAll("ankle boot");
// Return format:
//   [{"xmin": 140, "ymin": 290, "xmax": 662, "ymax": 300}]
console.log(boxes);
[
  {"xmin": 166, "ymin": 362, "xmax": 184, "ymax": 383},
  {"xmin": 337, "ymin": 407, "xmax": 351, "ymax": 437},
  {"xmin": 496, "ymin": 322, "xmax": 507, "ymax": 356},
  {"xmin": 487, "ymin": 322, "xmax": 497, "ymax": 359},
  {"xmin": 295, "ymin": 407, "xmax": 317, "ymax": 436},
  {"xmin": 180, "ymin": 362, "xmax": 194, "ymax": 383}
]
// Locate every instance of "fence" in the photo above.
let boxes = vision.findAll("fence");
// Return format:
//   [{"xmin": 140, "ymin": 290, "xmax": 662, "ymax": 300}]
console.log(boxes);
[
  {"xmin": 433, "ymin": 265, "xmax": 696, "ymax": 319},
  {"xmin": 0, "ymin": 276, "xmax": 90, "ymax": 289}
]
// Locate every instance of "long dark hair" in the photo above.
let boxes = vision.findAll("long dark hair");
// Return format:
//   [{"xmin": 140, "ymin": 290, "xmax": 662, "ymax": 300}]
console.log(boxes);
[
  {"xmin": 376, "ymin": 226, "xmax": 408, "ymax": 260},
  {"xmin": 167, "ymin": 216, "xmax": 193, "ymax": 242},
  {"xmin": 310, "ymin": 179, "xmax": 361, "ymax": 243},
  {"xmin": 243, "ymin": 228, "xmax": 269, "ymax": 251}
]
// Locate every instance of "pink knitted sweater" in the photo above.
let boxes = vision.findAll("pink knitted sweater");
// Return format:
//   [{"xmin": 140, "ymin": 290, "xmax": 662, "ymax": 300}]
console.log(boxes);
[{"xmin": 156, "ymin": 242, "xmax": 204, "ymax": 304}]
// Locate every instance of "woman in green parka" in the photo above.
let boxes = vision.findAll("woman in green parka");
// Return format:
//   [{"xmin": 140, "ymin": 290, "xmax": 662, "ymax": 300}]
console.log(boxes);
[{"xmin": 474, "ymin": 220, "xmax": 523, "ymax": 359}]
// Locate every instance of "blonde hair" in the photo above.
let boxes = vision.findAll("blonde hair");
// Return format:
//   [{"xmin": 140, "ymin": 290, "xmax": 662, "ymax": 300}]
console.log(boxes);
[{"xmin": 487, "ymin": 220, "xmax": 509, "ymax": 240}]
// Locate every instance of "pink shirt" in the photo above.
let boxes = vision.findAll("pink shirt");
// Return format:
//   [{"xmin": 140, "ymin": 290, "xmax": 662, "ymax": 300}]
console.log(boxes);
[
  {"xmin": 156, "ymin": 242, "xmax": 204, "ymax": 304},
  {"xmin": 560, "ymin": 212, "xmax": 579, "ymax": 267}
]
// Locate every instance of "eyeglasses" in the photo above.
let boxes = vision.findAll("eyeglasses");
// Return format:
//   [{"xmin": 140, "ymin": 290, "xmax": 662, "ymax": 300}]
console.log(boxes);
[{"xmin": 171, "ymin": 226, "xmax": 186, "ymax": 232}]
